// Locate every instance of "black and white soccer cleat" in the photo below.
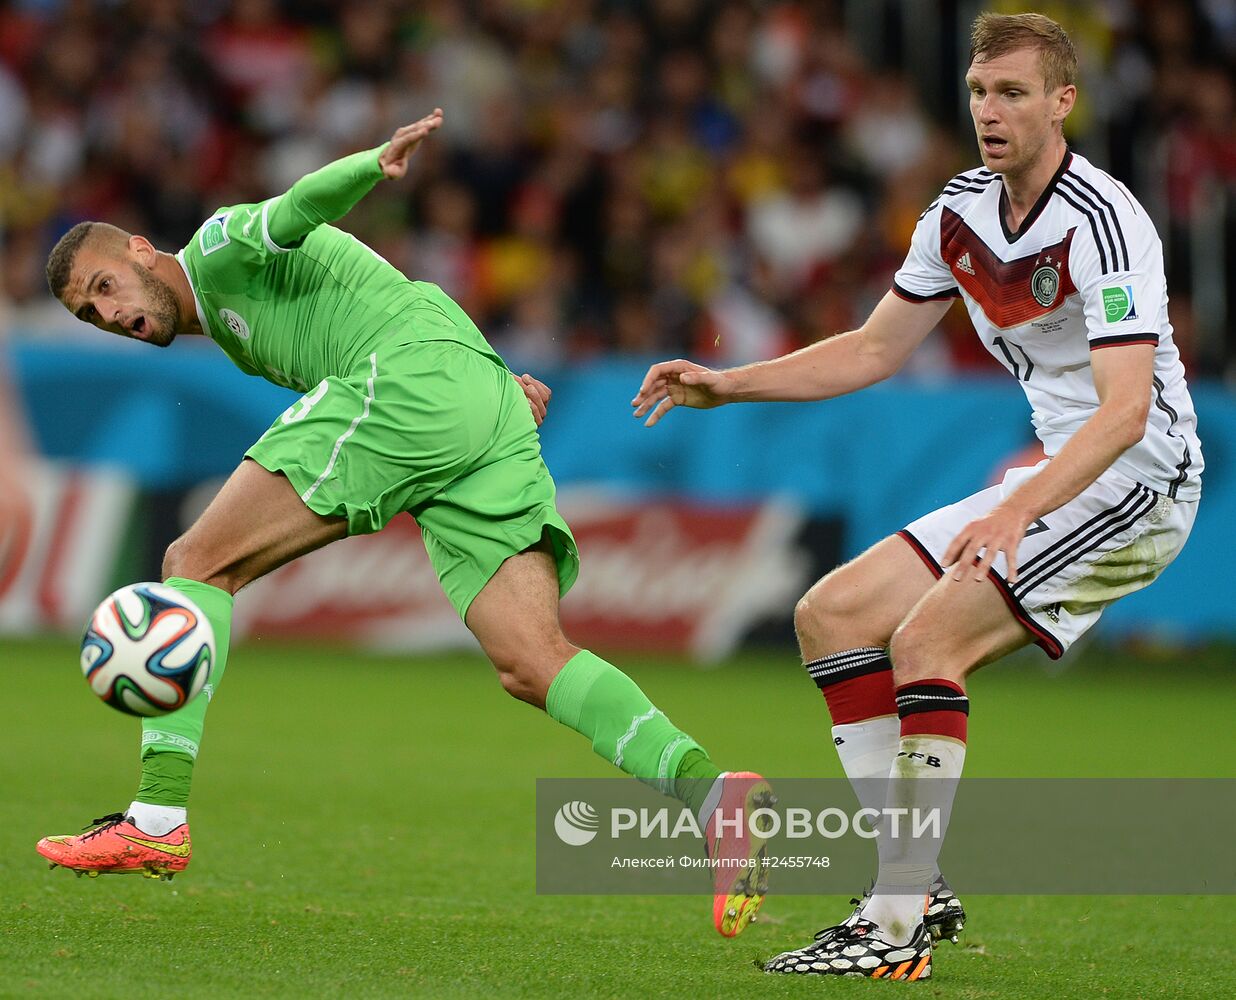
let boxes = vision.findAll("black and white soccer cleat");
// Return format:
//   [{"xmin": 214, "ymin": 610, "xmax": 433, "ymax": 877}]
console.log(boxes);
[
  {"xmin": 827, "ymin": 875, "xmax": 966, "ymax": 946},
  {"xmin": 762, "ymin": 918, "xmax": 932, "ymax": 980},
  {"xmin": 924, "ymin": 874, "xmax": 966, "ymax": 944}
]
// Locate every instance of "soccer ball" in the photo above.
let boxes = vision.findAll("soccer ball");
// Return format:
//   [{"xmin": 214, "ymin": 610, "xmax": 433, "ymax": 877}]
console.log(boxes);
[{"xmin": 80, "ymin": 582, "xmax": 216, "ymax": 717}]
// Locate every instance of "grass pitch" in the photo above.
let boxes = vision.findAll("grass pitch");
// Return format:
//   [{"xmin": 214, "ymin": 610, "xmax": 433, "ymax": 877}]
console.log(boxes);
[{"xmin": 1, "ymin": 636, "xmax": 1232, "ymax": 998}]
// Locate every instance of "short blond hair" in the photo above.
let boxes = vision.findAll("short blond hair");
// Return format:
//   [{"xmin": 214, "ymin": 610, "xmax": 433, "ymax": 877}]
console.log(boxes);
[{"xmin": 970, "ymin": 12, "xmax": 1077, "ymax": 93}]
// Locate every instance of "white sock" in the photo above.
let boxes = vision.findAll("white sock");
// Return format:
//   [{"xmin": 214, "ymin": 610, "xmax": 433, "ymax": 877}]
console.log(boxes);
[
  {"xmin": 860, "ymin": 869, "xmax": 933, "ymax": 945},
  {"xmin": 834, "ymin": 718, "xmax": 946, "ymax": 884},
  {"xmin": 862, "ymin": 735, "xmax": 966, "ymax": 945},
  {"xmin": 127, "ymin": 801, "xmax": 187, "ymax": 837},
  {"xmin": 832, "ymin": 716, "xmax": 900, "ymax": 812}
]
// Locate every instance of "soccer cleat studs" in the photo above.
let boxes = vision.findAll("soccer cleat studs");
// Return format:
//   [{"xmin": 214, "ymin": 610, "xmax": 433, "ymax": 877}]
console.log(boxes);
[
  {"xmin": 924, "ymin": 874, "xmax": 967, "ymax": 944},
  {"xmin": 704, "ymin": 772, "xmax": 776, "ymax": 938}
]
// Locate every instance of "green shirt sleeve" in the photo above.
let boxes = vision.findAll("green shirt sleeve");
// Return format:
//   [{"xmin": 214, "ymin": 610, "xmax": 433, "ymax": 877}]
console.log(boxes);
[{"xmin": 263, "ymin": 144, "xmax": 389, "ymax": 250}]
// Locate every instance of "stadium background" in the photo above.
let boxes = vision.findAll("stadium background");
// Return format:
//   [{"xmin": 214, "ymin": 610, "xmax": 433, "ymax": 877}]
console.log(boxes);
[
  {"xmin": 2, "ymin": 0, "xmax": 1234, "ymax": 654},
  {"xmin": 1, "ymin": 2, "xmax": 1233, "ymax": 998}
]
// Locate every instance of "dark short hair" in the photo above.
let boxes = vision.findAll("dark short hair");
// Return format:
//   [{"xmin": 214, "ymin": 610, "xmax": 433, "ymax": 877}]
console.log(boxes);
[
  {"xmin": 45, "ymin": 221, "xmax": 131, "ymax": 300},
  {"xmin": 970, "ymin": 12, "xmax": 1078, "ymax": 93}
]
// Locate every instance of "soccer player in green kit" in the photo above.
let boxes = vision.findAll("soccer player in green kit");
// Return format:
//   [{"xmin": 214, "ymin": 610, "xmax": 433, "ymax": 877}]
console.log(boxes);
[{"xmin": 37, "ymin": 109, "xmax": 772, "ymax": 937}]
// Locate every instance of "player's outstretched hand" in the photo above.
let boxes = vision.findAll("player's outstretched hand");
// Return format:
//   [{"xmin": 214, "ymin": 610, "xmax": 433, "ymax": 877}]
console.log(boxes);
[
  {"xmin": 517, "ymin": 373, "xmax": 552, "ymax": 427},
  {"xmin": 631, "ymin": 359, "xmax": 732, "ymax": 427},
  {"xmin": 942, "ymin": 504, "xmax": 1032, "ymax": 583},
  {"xmin": 378, "ymin": 108, "xmax": 444, "ymax": 180}
]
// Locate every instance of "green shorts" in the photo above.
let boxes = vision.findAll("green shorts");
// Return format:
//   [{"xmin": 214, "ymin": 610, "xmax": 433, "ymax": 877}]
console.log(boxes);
[{"xmin": 245, "ymin": 340, "xmax": 579, "ymax": 619}]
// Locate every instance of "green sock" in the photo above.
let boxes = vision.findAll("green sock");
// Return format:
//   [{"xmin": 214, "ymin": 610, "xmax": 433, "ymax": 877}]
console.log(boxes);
[
  {"xmin": 545, "ymin": 649, "xmax": 721, "ymax": 800},
  {"xmin": 137, "ymin": 578, "xmax": 233, "ymax": 808},
  {"xmin": 135, "ymin": 751, "xmax": 195, "ymax": 808},
  {"xmin": 673, "ymin": 748, "xmax": 723, "ymax": 818}
]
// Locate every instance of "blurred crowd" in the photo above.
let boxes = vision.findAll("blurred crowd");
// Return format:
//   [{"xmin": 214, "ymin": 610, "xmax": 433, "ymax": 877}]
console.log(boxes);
[{"xmin": 0, "ymin": 0, "xmax": 1233, "ymax": 376}]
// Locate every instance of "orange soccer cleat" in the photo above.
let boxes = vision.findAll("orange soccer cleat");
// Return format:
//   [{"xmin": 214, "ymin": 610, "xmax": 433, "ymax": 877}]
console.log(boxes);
[
  {"xmin": 703, "ymin": 771, "xmax": 777, "ymax": 938},
  {"xmin": 37, "ymin": 812, "xmax": 191, "ymax": 881}
]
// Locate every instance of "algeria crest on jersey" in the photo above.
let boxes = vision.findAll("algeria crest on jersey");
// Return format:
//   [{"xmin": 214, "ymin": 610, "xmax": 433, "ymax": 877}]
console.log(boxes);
[{"xmin": 219, "ymin": 308, "xmax": 251, "ymax": 341}]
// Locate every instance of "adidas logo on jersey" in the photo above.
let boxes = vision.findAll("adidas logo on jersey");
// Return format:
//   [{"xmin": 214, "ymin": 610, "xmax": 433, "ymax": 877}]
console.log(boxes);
[{"xmin": 955, "ymin": 252, "xmax": 976, "ymax": 275}]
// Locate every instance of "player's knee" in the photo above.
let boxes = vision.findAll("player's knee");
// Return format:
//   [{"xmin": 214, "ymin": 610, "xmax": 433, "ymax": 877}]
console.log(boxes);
[
  {"xmin": 793, "ymin": 579, "xmax": 852, "ymax": 649},
  {"xmin": 792, "ymin": 593, "xmax": 814, "ymax": 641},
  {"xmin": 494, "ymin": 663, "xmax": 542, "ymax": 706},
  {"xmin": 888, "ymin": 616, "xmax": 966, "ymax": 685},
  {"xmin": 161, "ymin": 535, "xmax": 193, "ymax": 582},
  {"xmin": 486, "ymin": 633, "xmax": 578, "ymax": 709},
  {"xmin": 793, "ymin": 589, "xmax": 825, "ymax": 647},
  {"xmin": 490, "ymin": 652, "xmax": 555, "ymax": 709},
  {"xmin": 889, "ymin": 617, "xmax": 937, "ymax": 680}
]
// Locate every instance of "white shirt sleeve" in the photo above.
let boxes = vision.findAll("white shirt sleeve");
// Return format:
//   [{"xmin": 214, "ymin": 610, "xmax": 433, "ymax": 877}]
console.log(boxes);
[
  {"xmin": 892, "ymin": 200, "xmax": 960, "ymax": 302},
  {"xmin": 1068, "ymin": 191, "xmax": 1165, "ymax": 350}
]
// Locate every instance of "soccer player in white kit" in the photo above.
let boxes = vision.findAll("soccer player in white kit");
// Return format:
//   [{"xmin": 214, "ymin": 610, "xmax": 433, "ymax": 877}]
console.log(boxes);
[{"xmin": 632, "ymin": 12, "xmax": 1201, "ymax": 981}]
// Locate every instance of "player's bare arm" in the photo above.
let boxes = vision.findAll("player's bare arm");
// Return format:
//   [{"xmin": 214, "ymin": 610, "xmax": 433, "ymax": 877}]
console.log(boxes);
[
  {"xmin": 943, "ymin": 343, "xmax": 1155, "ymax": 582},
  {"xmin": 631, "ymin": 292, "xmax": 949, "ymax": 427}
]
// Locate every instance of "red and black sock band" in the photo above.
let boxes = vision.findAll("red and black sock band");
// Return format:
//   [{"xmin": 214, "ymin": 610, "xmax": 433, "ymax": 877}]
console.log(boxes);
[
  {"xmin": 805, "ymin": 647, "xmax": 897, "ymax": 725},
  {"xmin": 895, "ymin": 678, "xmax": 969, "ymax": 741}
]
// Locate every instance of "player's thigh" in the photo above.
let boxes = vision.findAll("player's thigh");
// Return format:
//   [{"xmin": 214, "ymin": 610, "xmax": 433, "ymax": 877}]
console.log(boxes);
[
  {"xmin": 424, "ymin": 389, "xmax": 582, "ymax": 698},
  {"xmin": 464, "ymin": 534, "xmax": 580, "ymax": 680},
  {"xmin": 795, "ymin": 534, "xmax": 938, "ymax": 656},
  {"xmin": 890, "ymin": 572, "xmax": 1033, "ymax": 685},
  {"xmin": 164, "ymin": 458, "xmax": 348, "ymax": 594}
]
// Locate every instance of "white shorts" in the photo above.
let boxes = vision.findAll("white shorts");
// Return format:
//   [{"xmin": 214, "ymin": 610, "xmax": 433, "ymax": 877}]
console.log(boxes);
[{"xmin": 899, "ymin": 462, "xmax": 1198, "ymax": 658}]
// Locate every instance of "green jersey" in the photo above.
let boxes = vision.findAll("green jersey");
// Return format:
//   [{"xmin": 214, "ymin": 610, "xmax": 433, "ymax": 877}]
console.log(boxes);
[{"xmin": 176, "ymin": 146, "xmax": 503, "ymax": 392}]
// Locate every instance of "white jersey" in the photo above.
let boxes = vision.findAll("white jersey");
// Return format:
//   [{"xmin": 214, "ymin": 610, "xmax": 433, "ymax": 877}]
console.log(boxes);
[{"xmin": 893, "ymin": 150, "xmax": 1202, "ymax": 500}]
